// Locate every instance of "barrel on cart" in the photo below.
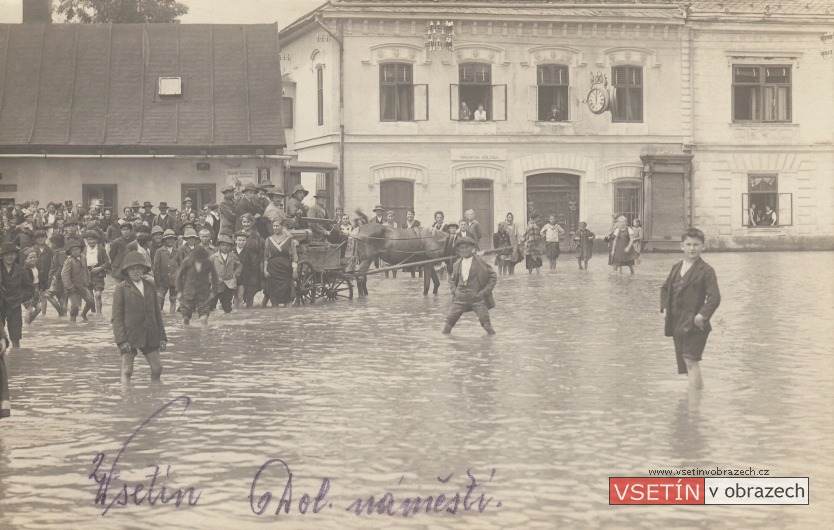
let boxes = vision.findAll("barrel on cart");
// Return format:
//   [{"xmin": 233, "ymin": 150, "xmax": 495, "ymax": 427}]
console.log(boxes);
[{"xmin": 291, "ymin": 229, "xmax": 353, "ymax": 305}]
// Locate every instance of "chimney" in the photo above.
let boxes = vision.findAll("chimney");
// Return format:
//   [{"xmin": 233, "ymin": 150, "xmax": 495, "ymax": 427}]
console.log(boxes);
[{"xmin": 23, "ymin": 0, "xmax": 52, "ymax": 23}]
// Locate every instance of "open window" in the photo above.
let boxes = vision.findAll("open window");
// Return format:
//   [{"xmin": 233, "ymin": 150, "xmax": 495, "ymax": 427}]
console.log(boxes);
[
  {"xmin": 742, "ymin": 175, "xmax": 791, "ymax": 227},
  {"xmin": 451, "ymin": 63, "xmax": 506, "ymax": 121}
]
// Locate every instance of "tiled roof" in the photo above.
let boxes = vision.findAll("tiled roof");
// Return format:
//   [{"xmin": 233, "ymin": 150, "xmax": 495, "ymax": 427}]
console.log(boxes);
[{"xmin": 0, "ymin": 23, "xmax": 285, "ymax": 154}]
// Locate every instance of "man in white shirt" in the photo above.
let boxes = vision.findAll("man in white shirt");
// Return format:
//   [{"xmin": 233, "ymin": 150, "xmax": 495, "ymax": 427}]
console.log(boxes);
[{"xmin": 443, "ymin": 236, "xmax": 497, "ymax": 335}]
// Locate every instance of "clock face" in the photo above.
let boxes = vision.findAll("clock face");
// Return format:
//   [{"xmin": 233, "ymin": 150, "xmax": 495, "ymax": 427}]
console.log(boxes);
[{"xmin": 587, "ymin": 88, "xmax": 607, "ymax": 114}]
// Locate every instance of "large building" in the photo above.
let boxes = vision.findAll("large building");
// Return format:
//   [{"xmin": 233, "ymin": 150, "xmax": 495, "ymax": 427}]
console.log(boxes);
[
  {"xmin": 279, "ymin": 0, "xmax": 834, "ymax": 250},
  {"xmin": 0, "ymin": 0, "xmax": 285, "ymax": 213}
]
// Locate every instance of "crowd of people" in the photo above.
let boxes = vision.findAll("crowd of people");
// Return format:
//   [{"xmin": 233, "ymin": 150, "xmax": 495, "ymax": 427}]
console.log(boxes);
[{"xmin": 0, "ymin": 178, "xmax": 646, "ymax": 371}]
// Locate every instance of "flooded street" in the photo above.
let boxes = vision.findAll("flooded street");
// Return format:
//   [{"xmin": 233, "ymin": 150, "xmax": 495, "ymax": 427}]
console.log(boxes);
[{"xmin": 1, "ymin": 251, "xmax": 833, "ymax": 529}]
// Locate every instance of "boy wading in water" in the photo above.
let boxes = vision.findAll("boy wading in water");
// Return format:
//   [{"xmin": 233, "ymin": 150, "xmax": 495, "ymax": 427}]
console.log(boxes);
[
  {"xmin": 661, "ymin": 228, "xmax": 721, "ymax": 391},
  {"xmin": 112, "ymin": 251, "xmax": 166, "ymax": 385},
  {"xmin": 442, "ymin": 236, "xmax": 497, "ymax": 335}
]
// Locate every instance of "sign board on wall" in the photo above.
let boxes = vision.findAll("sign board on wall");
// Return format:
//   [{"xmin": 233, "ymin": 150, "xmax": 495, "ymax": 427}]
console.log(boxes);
[
  {"xmin": 226, "ymin": 169, "xmax": 257, "ymax": 188},
  {"xmin": 451, "ymin": 149, "xmax": 508, "ymax": 162}
]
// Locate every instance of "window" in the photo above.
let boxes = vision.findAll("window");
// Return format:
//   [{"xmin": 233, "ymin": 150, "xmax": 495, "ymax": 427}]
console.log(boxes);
[
  {"xmin": 450, "ymin": 63, "xmax": 506, "ymax": 121},
  {"xmin": 614, "ymin": 182, "xmax": 642, "ymax": 226},
  {"xmin": 380, "ymin": 63, "xmax": 413, "ymax": 121},
  {"xmin": 742, "ymin": 175, "xmax": 792, "ymax": 227},
  {"xmin": 282, "ymin": 97, "xmax": 294, "ymax": 129},
  {"xmin": 611, "ymin": 66, "xmax": 643, "ymax": 123},
  {"xmin": 82, "ymin": 184, "xmax": 117, "ymax": 211},
  {"xmin": 316, "ymin": 66, "xmax": 324, "ymax": 126},
  {"xmin": 182, "ymin": 184, "xmax": 216, "ymax": 212},
  {"xmin": 537, "ymin": 65, "xmax": 569, "ymax": 122},
  {"xmin": 732, "ymin": 65, "xmax": 791, "ymax": 122}
]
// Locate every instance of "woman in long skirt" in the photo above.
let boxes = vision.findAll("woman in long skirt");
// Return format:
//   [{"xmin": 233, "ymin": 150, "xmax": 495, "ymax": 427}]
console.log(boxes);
[
  {"xmin": 606, "ymin": 215, "xmax": 635, "ymax": 274},
  {"xmin": 263, "ymin": 218, "xmax": 298, "ymax": 307},
  {"xmin": 522, "ymin": 213, "xmax": 544, "ymax": 274}
]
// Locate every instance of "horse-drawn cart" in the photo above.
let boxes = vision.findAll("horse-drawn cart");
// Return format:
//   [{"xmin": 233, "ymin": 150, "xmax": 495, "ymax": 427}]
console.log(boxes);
[{"xmin": 291, "ymin": 230, "xmax": 354, "ymax": 305}]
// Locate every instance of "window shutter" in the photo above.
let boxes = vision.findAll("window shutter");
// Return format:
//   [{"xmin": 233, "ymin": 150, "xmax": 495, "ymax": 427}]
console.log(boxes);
[
  {"xmin": 528, "ymin": 85, "xmax": 538, "ymax": 121},
  {"xmin": 413, "ymin": 84, "xmax": 428, "ymax": 121},
  {"xmin": 742, "ymin": 193, "xmax": 749, "ymax": 227},
  {"xmin": 450, "ymin": 84, "xmax": 460, "ymax": 120},
  {"xmin": 492, "ymin": 84, "xmax": 507, "ymax": 121},
  {"xmin": 778, "ymin": 193, "xmax": 792, "ymax": 226},
  {"xmin": 568, "ymin": 85, "xmax": 580, "ymax": 122}
]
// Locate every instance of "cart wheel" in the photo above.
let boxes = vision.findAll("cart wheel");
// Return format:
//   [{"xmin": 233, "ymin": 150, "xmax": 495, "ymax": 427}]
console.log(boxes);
[
  {"xmin": 295, "ymin": 262, "xmax": 317, "ymax": 305},
  {"xmin": 319, "ymin": 272, "xmax": 354, "ymax": 301}
]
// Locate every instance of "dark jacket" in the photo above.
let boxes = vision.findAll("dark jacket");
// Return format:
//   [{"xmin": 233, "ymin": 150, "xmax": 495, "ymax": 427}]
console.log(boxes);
[
  {"xmin": 176, "ymin": 251, "xmax": 217, "ymax": 300},
  {"xmin": 0, "ymin": 261, "xmax": 36, "ymax": 309},
  {"xmin": 234, "ymin": 196, "xmax": 258, "ymax": 232},
  {"xmin": 151, "ymin": 213, "xmax": 177, "ymax": 232},
  {"xmin": 450, "ymin": 254, "xmax": 497, "ymax": 310},
  {"xmin": 61, "ymin": 255, "xmax": 91, "ymax": 291},
  {"xmin": 111, "ymin": 279, "xmax": 167, "ymax": 349},
  {"xmin": 219, "ymin": 198, "xmax": 237, "ymax": 237},
  {"xmin": 109, "ymin": 235, "xmax": 136, "ymax": 280},
  {"xmin": 152, "ymin": 246, "xmax": 178, "ymax": 289},
  {"xmin": 34, "ymin": 244, "xmax": 54, "ymax": 290},
  {"xmin": 661, "ymin": 258, "xmax": 721, "ymax": 337}
]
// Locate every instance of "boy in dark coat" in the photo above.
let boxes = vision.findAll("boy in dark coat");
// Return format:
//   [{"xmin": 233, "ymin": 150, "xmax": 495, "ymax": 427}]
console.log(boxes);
[
  {"xmin": 661, "ymin": 228, "xmax": 721, "ymax": 391},
  {"xmin": 112, "ymin": 251, "xmax": 166, "ymax": 385},
  {"xmin": 152, "ymin": 229, "xmax": 179, "ymax": 314},
  {"xmin": 61, "ymin": 238, "xmax": 95, "ymax": 322},
  {"xmin": 0, "ymin": 243, "xmax": 36, "ymax": 348},
  {"xmin": 442, "ymin": 236, "xmax": 497, "ymax": 335},
  {"xmin": 176, "ymin": 245, "xmax": 216, "ymax": 326}
]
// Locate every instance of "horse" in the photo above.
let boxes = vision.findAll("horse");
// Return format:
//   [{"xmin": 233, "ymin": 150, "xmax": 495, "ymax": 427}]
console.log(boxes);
[{"xmin": 346, "ymin": 224, "xmax": 449, "ymax": 296}]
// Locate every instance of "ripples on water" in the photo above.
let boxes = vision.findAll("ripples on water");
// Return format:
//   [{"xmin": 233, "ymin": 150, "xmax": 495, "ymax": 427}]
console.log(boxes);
[{"xmin": 0, "ymin": 252, "xmax": 832, "ymax": 529}]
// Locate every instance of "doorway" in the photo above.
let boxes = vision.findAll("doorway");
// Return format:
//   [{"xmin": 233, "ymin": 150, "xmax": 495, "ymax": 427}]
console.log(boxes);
[
  {"xmin": 462, "ymin": 179, "xmax": 493, "ymax": 249},
  {"xmin": 82, "ymin": 184, "xmax": 118, "ymax": 211},
  {"xmin": 379, "ymin": 180, "xmax": 414, "ymax": 228},
  {"xmin": 526, "ymin": 173, "xmax": 580, "ymax": 234},
  {"xmin": 182, "ymin": 184, "xmax": 216, "ymax": 212}
]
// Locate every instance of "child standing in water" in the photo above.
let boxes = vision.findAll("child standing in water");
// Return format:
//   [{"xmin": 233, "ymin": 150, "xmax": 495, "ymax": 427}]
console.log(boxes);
[
  {"xmin": 573, "ymin": 222, "xmax": 595, "ymax": 270},
  {"xmin": 540, "ymin": 215, "xmax": 565, "ymax": 270},
  {"xmin": 661, "ymin": 228, "xmax": 721, "ymax": 391},
  {"xmin": 112, "ymin": 251, "xmax": 166, "ymax": 385},
  {"xmin": 176, "ymin": 246, "xmax": 216, "ymax": 326},
  {"xmin": 522, "ymin": 213, "xmax": 543, "ymax": 274}
]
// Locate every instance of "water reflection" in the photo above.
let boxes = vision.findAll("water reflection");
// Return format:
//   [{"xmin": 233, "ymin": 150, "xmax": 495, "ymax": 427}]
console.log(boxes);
[{"xmin": 0, "ymin": 252, "xmax": 832, "ymax": 528}]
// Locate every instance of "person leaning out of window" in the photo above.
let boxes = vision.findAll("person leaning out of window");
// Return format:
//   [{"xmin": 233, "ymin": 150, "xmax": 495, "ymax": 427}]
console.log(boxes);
[{"xmin": 760, "ymin": 205, "xmax": 778, "ymax": 226}]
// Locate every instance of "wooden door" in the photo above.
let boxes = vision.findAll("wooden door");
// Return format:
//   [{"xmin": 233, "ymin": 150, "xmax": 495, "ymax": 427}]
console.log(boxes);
[
  {"xmin": 649, "ymin": 173, "xmax": 685, "ymax": 240},
  {"xmin": 462, "ymin": 179, "xmax": 494, "ymax": 249},
  {"xmin": 379, "ymin": 180, "xmax": 414, "ymax": 228}
]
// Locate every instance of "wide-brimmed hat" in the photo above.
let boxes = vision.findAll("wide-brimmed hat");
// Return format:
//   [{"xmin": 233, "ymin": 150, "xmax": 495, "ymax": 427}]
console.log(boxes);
[
  {"xmin": 130, "ymin": 200, "xmax": 141, "ymax": 208},
  {"xmin": 291, "ymin": 184, "xmax": 309, "ymax": 197},
  {"xmin": 158, "ymin": 202, "xmax": 169, "ymax": 209},
  {"xmin": 81, "ymin": 230, "xmax": 100, "ymax": 241},
  {"xmin": 216, "ymin": 234, "xmax": 234, "ymax": 246},
  {"xmin": 183, "ymin": 197, "xmax": 193, "ymax": 204},
  {"xmin": 121, "ymin": 251, "xmax": 152, "ymax": 272},
  {"xmin": 119, "ymin": 219, "xmax": 133, "ymax": 228},
  {"xmin": 372, "ymin": 204, "xmax": 385, "ymax": 212},
  {"xmin": 0, "ymin": 242, "xmax": 18, "ymax": 256},
  {"xmin": 313, "ymin": 189, "xmax": 329, "ymax": 199},
  {"xmin": 182, "ymin": 227, "xmax": 199, "ymax": 239},
  {"xmin": 260, "ymin": 179, "xmax": 275, "ymax": 189},
  {"xmin": 454, "ymin": 235, "xmax": 477, "ymax": 248},
  {"xmin": 162, "ymin": 229, "xmax": 177, "ymax": 240},
  {"xmin": 64, "ymin": 238, "xmax": 84, "ymax": 254},
  {"xmin": 243, "ymin": 182, "xmax": 263, "ymax": 193},
  {"xmin": 221, "ymin": 185, "xmax": 235, "ymax": 194},
  {"xmin": 150, "ymin": 225, "xmax": 165, "ymax": 235},
  {"xmin": 143, "ymin": 201, "xmax": 153, "ymax": 208},
  {"xmin": 444, "ymin": 223, "xmax": 459, "ymax": 231},
  {"xmin": 266, "ymin": 187, "xmax": 286, "ymax": 197},
  {"xmin": 179, "ymin": 220, "xmax": 195, "ymax": 231},
  {"xmin": 63, "ymin": 218, "xmax": 79, "ymax": 226},
  {"xmin": 233, "ymin": 230, "xmax": 248, "ymax": 239}
]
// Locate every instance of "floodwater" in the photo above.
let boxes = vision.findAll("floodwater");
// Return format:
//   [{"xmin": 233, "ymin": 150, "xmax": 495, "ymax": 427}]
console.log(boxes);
[{"xmin": 1, "ymin": 251, "xmax": 832, "ymax": 529}]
